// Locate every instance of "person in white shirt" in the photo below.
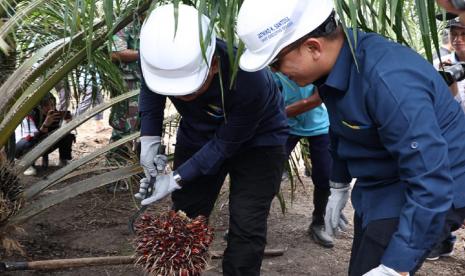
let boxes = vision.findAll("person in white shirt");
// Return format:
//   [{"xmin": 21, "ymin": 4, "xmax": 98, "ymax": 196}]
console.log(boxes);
[
  {"xmin": 434, "ymin": 17, "xmax": 465, "ymax": 113},
  {"xmin": 15, "ymin": 93, "xmax": 75, "ymax": 175}
]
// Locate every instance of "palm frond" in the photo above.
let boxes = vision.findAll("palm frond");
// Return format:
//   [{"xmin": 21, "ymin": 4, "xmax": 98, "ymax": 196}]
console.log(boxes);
[
  {"xmin": 10, "ymin": 164, "xmax": 142, "ymax": 225},
  {"xmin": 24, "ymin": 132, "xmax": 140, "ymax": 200}
]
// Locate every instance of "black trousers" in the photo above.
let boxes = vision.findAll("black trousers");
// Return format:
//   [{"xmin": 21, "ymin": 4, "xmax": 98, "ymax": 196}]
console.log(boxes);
[
  {"xmin": 428, "ymin": 206, "xmax": 465, "ymax": 254},
  {"xmin": 349, "ymin": 206, "xmax": 465, "ymax": 276},
  {"xmin": 172, "ymin": 145, "xmax": 286, "ymax": 276},
  {"xmin": 285, "ymin": 134, "xmax": 331, "ymax": 225},
  {"xmin": 15, "ymin": 133, "xmax": 75, "ymax": 160}
]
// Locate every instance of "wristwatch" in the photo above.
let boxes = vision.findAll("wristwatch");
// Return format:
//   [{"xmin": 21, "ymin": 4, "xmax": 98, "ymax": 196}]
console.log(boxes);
[{"xmin": 173, "ymin": 171, "xmax": 184, "ymax": 186}]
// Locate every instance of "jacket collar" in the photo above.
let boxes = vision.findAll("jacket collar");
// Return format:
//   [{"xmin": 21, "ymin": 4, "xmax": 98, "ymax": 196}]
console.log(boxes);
[{"xmin": 315, "ymin": 29, "xmax": 358, "ymax": 92}]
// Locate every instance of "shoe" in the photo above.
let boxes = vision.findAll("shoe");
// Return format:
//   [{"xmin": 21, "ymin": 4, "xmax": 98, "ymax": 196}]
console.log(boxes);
[
  {"xmin": 426, "ymin": 239, "xmax": 455, "ymax": 261},
  {"xmin": 58, "ymin": 159, "xmax": 69, "ymax": 167},
  {"xmin": 308, "ymin": 224, "xmax": 334, "ymax": 248},
  {"xmin": 23, "ymin": 166, "xmax": 37, "ymax": 176}
]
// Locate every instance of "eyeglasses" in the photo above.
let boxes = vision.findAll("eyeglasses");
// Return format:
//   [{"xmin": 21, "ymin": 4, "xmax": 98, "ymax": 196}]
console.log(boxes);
[
  {"xmin": 269, "ymin": 11, "xmax": 338, "ymax": 71},
  {"xmin": 269, "ymin": 33, "xmax": 312, "ymax": 70}
]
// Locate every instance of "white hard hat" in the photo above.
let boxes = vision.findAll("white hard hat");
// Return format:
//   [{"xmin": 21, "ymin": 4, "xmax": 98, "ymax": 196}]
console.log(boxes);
[
  {"xmin": 140, "ymin": 4, "xmax": 216, "ymax": 96},
  {"xmin": 237, "ymin": 0, "xmax": 334, "ymax": 72}
]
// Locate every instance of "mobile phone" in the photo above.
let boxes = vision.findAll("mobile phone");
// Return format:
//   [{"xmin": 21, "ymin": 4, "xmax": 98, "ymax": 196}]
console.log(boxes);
[
  {"xmin": 54, "ymin": 110, "xmax": 66, "ymax": 116},
  {"xmin": 54, "ymin": 110, "xmax": 71, "ymax": 119}
]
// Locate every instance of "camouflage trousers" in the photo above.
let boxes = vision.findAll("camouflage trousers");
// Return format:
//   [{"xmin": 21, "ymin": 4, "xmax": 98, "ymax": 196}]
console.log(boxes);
[{"xmin": 107, "ymin": 80, "xmax": 140, "ymax": 165}]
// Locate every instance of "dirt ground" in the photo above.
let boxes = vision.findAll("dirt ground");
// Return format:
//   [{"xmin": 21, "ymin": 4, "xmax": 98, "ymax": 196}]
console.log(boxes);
[{"xmin": 3, "ymin": 118, "xmax": 465, "ymax": 276}]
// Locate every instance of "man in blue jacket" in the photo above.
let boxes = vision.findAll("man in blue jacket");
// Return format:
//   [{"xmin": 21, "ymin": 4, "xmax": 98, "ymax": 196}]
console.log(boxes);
[
  {"xmin": 237, "ymin": 0, "xmax": 465, "ymax": 275},
  {"xmin": 137, "ymin": 4, "xmax": 288, "ymax": 275}
]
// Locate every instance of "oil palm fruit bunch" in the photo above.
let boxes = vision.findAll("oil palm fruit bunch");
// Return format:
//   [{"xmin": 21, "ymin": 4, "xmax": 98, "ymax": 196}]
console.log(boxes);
[
  {"xmin": 0, "ymin": 159, "xmax": 24, "ymax": 225},
  {"xmin": 134, "ymin": 210, "xmax": 214, "ymax": 276},
  {"xmin": 0, "ymin": 158, "xmax": 25, "ymax": 256}
]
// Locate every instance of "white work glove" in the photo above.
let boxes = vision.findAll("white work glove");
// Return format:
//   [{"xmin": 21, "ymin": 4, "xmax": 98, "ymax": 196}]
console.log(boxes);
[
  {"xmin": 134, "ymin": 177, "xmax": 151, "ymax": 200},
  {"xmin": 325, "ymin": 181, "xmax": 350, "ymax": 236},
  {"xmin": 363, "ymin": 264, "xmax": 408, "ymax": 276},
  {"xmin": 141, "ymin": 172, "xmax": 181, "ymax": 205},
  {"xmin": 136, "ymin": 136, "xmax": 168, "ymax": 200},
  {"xmin": 139, "ymin": 136, "xmax": 162, "ymax": 180},
  {"xmin": 135, "ymin": 154, "xmax": 168, "ymax": 200}
]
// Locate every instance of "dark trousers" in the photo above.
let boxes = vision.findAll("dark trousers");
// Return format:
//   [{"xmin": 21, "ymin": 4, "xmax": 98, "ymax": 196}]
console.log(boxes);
[
  {"xmin": 15, "ymin": 133, "xmax": 75, "ymax": 160},
  {"xmin": 349, "ymin": 206, "xmax": 465, "ymax": 276},
  {"xmin": 285, "ymin": 134, "xmax": 331, "ymax": 225},
  {"xmin": 428, "ymin": 206, "xmax": 465, "ymax": 254},
  {"xmin": 172, "ymin": 145, "xmax": 286, "ymax": 276},
  {"xmin": 349, "ymin": 215, "xmax": 399, "ymax": 276}
]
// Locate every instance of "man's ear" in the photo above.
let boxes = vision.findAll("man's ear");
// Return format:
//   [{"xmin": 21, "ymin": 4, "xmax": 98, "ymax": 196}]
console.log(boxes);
[{"xmin": 302, "ymin": 38, "xmax": 322, "ymax": 60}]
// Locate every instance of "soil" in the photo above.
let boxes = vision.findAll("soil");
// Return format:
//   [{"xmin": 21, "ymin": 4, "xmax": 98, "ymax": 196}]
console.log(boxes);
[{"xmin": 3, "ymin": 118, "xmax": 465, "ymax": 276}]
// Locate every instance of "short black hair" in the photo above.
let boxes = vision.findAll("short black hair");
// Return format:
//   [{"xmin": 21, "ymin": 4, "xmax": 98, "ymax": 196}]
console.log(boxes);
[
  {"xmin": 308, "ymin": 11, "xmax": 339, "ymax": 38},
  {"xmin": 39, "ymin": 93, "xmax": 56, "ymax": 107}
]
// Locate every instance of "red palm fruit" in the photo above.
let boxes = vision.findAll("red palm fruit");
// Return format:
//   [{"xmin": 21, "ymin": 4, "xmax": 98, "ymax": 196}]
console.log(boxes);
[{"xmin": 134, "ymin": 210, "xmax": 214, "ymax": 276}]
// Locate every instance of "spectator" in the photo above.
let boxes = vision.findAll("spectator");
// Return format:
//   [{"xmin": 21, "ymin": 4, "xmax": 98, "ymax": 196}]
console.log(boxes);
[
  {"xmin": 15, "ymin": 93, "xmax": 75, "ymax": 175},
  {"xmin": 274, "ymin": 72, "xmax": 346, "ymax": 248},
  {"xmin": 105, "ymin": 21, "xmax": 142, "ymax": 193},
  {"xmin": 434, "ymin": 17, "xmax": 465, "ymax": 113},
  {"xmin": 109, "ymin": 21, "xmax": 141, "ymax": 142}
]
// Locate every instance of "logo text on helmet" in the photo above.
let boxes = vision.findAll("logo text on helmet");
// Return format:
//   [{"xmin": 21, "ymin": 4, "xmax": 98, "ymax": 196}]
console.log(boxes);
[{"xmin": 257, "ymin": 17, "xmax": 293, "ymax": 43}]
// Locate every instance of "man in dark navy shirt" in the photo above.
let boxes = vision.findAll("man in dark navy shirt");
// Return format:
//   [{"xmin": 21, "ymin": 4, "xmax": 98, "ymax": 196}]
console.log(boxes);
[
  {"xmin": 137, "ymin": 4, "xmax": 288, "ymax": 275},
  {"xmin": 238, "ymin": 0, "xmax": 465, "ymax": 275}
]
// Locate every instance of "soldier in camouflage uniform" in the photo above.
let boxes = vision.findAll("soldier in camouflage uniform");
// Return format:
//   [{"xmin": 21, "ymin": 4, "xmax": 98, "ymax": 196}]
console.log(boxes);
[
  {"xmin": 106, "ymin": 21, "xmax": 142, "ymax": 192},
  {"xmin": 109, "ymin": 21, "xmax": 141, "ymax": 141}
]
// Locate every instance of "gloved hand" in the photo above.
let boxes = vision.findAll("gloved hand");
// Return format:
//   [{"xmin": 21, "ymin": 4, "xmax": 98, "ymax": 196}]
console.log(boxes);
[
  {"xmin": 139, "ymin": 136, "xmax": 162, "ymax": 180},
  {"xmin": 135, "ymin": 153, "xmax": 168, "ymax": 199},
  {"xmin": 325, "ymin": 181, "xmax": 350, "ymax": 236},
  {"xmin": 363, "ymin": 264, "xmax": 408, "ymax": 276},
  {"xmin": 136, "ymin": 136, "xmax": 168, "ymax": 199},
  {"xmin": 141, "ymin": 172, "xmax": 181, "ymax": 205},
  {"xmin": 134, "ymin": 177, "xmax": 151, "ymax": 200}
]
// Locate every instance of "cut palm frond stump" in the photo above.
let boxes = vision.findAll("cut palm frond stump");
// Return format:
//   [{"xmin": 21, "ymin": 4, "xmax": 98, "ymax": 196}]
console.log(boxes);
[
  {"xmin": 133, "ymin": 210, "xmax": 214, "ymax": 276},
  {"xmin": 0, "ymin": 159, "xmax": 25, "ymax": 256}
]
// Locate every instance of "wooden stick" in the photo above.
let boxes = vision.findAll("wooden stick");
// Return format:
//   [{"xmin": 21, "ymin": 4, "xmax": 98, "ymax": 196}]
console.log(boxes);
[{"xmin": 1, "ymin": 248, "xmax": 286, "ymax": 271}]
